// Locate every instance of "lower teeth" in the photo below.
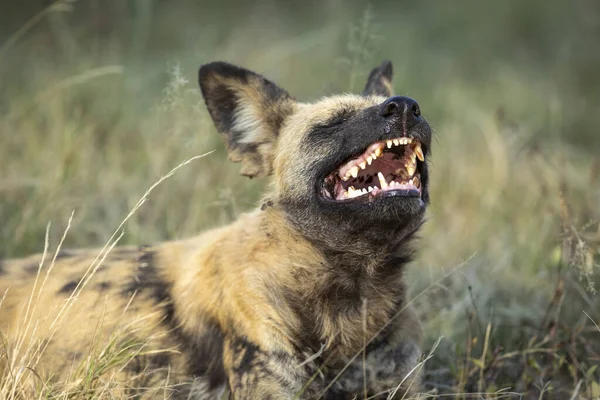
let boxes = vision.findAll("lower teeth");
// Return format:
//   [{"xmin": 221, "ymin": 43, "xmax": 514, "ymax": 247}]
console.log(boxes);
[{"xmin": 342, "ymin": 177, "xmax": 420, "ymax": 198}]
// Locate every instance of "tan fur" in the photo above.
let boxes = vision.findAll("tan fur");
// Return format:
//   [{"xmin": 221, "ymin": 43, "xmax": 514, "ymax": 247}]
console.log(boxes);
[
  {"xmin": 274, "ymin": 95, "xmax": 386, "ymax": 199},
  {"xmin": 0, "ymin": 61, "xmax": 428, "ymax": 399}
]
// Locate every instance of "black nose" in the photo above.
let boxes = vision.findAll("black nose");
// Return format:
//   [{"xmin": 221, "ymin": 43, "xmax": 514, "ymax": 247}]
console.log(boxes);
[{"xmin": 379, "ymin": 96, "xmax": 421, "ymax": 122}]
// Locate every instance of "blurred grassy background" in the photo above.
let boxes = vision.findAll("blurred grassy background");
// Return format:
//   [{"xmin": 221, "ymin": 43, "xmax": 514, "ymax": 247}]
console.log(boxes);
[{"xmin": 1, "ymin": 0, "xmax": 599, "ymax": 398}]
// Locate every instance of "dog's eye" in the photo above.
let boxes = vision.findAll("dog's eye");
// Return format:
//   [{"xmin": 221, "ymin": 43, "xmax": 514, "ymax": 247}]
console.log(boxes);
[
  {"xmin": 315, "ymin": 109, "xmax": 354, "ymax": 129},
  {"xmin": 316, "ymin": 118, "xmax": 346, "ymax": 129}
]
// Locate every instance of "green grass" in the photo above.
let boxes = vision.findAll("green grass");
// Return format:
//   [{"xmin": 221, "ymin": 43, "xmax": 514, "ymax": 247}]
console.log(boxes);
[{"xmin": 1, "ymin": 0, "xmax": 599, "ymax": 398}]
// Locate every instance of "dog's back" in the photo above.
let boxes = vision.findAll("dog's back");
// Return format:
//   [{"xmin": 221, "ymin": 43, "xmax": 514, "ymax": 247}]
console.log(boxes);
[{"xmin": 0, "ymin": 246, "xmax": 188, "ymax": 396}]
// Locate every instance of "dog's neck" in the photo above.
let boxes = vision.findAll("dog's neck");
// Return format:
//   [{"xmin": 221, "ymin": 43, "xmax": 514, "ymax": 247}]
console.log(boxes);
[
  {"xmin": 260, "ymin": 205, "xmax": 417, "ymax": 355},
  {"xmin": 271, "ymin": 196, "xmax": 424, "ymax": 273}
]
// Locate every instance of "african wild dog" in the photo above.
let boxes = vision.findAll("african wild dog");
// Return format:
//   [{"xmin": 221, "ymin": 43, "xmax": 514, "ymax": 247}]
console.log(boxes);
[{"xmin": 0, "ymin": 60, "xmax": 432, "ymax": 399}]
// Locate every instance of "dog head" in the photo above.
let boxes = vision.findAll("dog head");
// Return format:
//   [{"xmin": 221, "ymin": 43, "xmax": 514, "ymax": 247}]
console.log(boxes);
[{"xmin": 199, "ymin": 61, "xmax": 431, "ymax": 254}]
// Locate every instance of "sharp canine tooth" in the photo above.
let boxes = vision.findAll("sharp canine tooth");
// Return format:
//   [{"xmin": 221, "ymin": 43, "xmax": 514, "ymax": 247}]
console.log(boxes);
[
  {"xmin": 366, "ymin": 156, "xmax": 373, "ymax": 165},
  {"xmin": 375, "ymin": 147, "xmax": 383, "ymax": 157},
  {"xmin": 350, "ymin": 166, "xmax": 359, "ymax": 178},
  {"xmin": 415, "ymin": 144, "xmax": 424, "ymax": 161},
  {"xmin": 359, "ymin": 161, "xmax": 366, "ymax": 169},
  {"xmin": 378, "ymin": 172, "xmax": 388, "ymax": 189},
  {"xmin": 393, "ymin": 139, "xmax": 400, "ymax": 146}
]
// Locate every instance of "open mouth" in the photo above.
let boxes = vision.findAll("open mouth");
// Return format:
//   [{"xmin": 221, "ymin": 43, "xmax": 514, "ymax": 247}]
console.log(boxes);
[{"xmin": 322, "ymin": 137, "xmax": 425, "ymax": 201}]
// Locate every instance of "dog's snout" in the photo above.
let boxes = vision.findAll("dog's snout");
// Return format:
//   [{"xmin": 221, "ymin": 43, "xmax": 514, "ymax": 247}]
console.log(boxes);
[{"xmin": 379, "ymin": 96, "xmax": 421, "ymax": 122}]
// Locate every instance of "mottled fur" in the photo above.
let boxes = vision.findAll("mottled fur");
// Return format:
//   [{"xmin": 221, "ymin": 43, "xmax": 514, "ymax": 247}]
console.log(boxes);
[{"xmin": 0, "ymin": 60, "xmax": 431, "ymax": 399}]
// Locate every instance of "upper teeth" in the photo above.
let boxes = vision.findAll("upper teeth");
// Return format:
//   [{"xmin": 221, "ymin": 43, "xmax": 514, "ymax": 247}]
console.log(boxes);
[
  {"xmin": 338, "ymin": 137, "xmax": 423, "ymax": 181},
  {"xmin": 388, "ymin": 137, "xmax": 413, "ymax": 148},
  {"xmin": 414, "ymin": 144, "xmax": 424, "ymax": 162}
]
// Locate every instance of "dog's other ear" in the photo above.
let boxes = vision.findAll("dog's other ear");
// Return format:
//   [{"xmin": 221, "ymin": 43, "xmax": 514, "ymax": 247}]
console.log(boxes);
[
  {"xmin": 199, "ymin": 62, "xmax": 296, "ymax": 178},
  {"xmin": 362, "ymin": 60, "xmax": 394, "ymax": 97}
]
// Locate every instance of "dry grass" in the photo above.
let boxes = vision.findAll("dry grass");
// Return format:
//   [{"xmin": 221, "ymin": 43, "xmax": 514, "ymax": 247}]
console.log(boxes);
[{"xmin": 0, "ymin": 0, "xmax": 599, "ymax": 398}]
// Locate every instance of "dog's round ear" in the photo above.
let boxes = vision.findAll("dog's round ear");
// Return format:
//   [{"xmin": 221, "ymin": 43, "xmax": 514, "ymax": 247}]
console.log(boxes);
[
  {"xmin": 199, "ymin": 62, "xmax": 296, "ymax": 178},
  {"xmin": 362, "ymin": 60, "xmax": 394, "ymax": 97}
]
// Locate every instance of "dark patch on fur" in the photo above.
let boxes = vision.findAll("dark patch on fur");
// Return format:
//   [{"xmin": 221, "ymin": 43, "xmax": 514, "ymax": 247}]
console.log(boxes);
[
  {"xmin": 120, "ymin": 248, "xmax": 157, "ymax": 297},
  {"xmin": 227, "ymin": 336, "xmax": 302, "ymax": 395},
  {"xmin": 55, "ymin": 250, "xmax": 76, "ymax": 259},
  {"xmin": 58, "ymin": 280, "xmax": 78, "ymax": 295},
  {"xmin": 317, "ymin": 107, "xmax": 358, "ymax": 129},
  {"xmin": 120, "ymin": 247, "xmax": 227, "ymax": 390},
  {"xmin": 127, "ymin": 350, "xmax": 171, "ymax": 374},
  {"xmin": 95, "ymin": 281, "xmax": 111, "ymax": 291},
  {"xmin": 230, "ymin": 337, "xmax": 262, "ymax": 376},
  {"xmin": 260, "ymin": 200, "xmax": 274, "ymax": 211},
  {"xmin": 181, "ymin": 322, "xmax": 226, "ymax": 388},
  {"xmin": 24, "ymin": 263, "xmax": 39, "ymax": 275},
  {"xmin": 230, "ymin": 336, "xmax": 292, "ymax": 375},
  {"xmin": 65, "ymin": 350, "xmax": 83, "ymax": 365},
  {"xmin": 124, "ymin": 349, "xmax": 173, "ymax": 399},
  {"xmin": 38, "ymin": 337, "xmax": 52, "ymax": 352},
  {"xmin": 201, "ymin": 82, "xmax": 237, "ymax": 135},
  {"xmin": 103, "ymin": 247, "xmax": 139, "ymax": 262}
]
